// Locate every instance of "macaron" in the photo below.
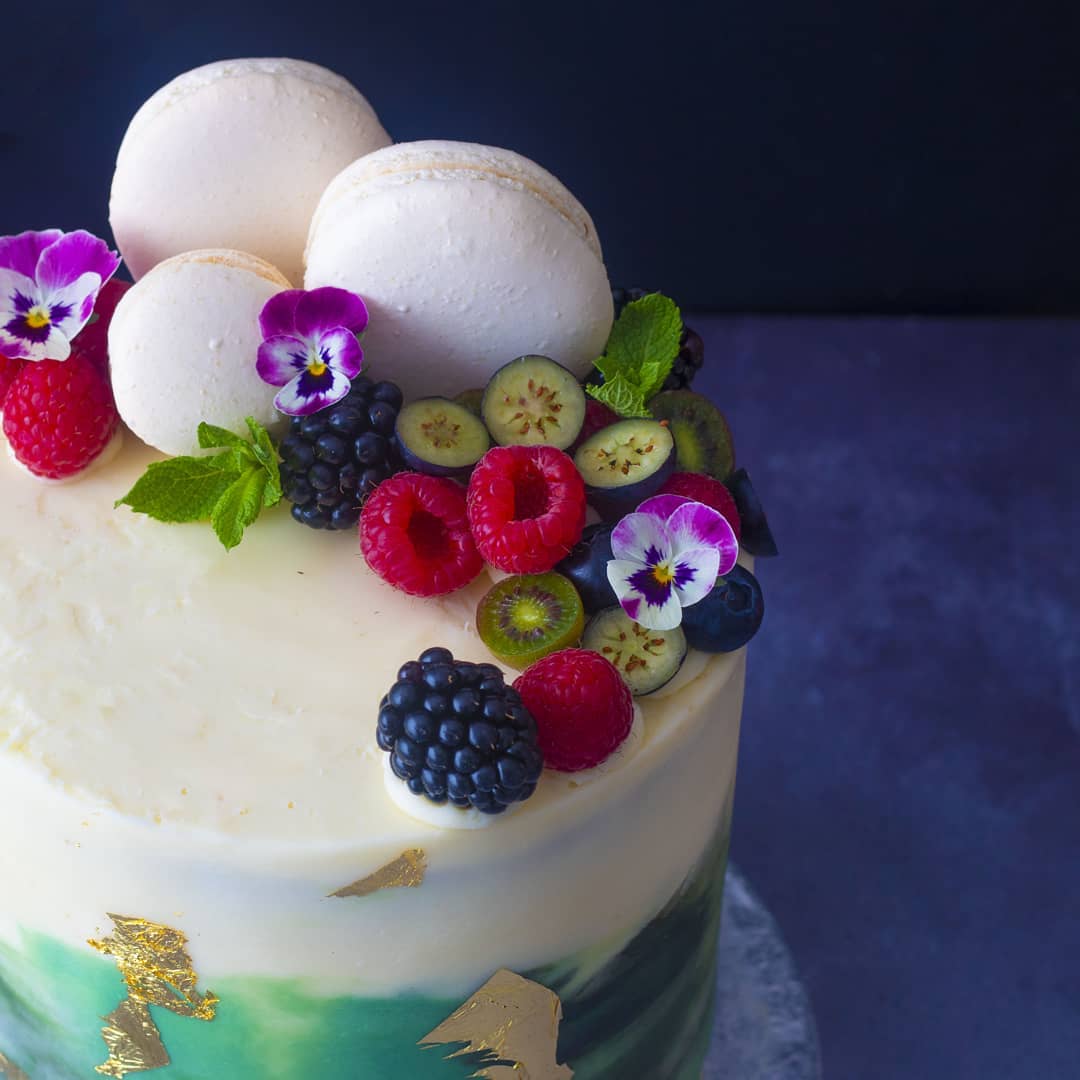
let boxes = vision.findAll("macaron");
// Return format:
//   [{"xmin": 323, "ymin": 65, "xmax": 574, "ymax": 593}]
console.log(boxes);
[
  {"xmin": 304, "ymin": 141, "xmax": 614, "ymax": 401},
  {"xmin": 108, "ymin": 250, "xmax": 290, "ymax": 456},
  {"xmin": 110, "ymin": 58, "xmax": 392, "ymax": 285}
]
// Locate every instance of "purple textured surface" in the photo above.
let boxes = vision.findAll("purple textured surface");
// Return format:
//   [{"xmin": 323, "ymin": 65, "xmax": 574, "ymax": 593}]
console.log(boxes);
[{"xmin": 693, "ymin": 316, "xmax": 1080, "ymax": 1079}]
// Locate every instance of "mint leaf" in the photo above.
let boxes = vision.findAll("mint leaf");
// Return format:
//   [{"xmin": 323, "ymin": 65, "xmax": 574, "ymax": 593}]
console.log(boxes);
[
  {"xmin": 587, "ymin": 373, "xmax": 649, "ymax": 419},
  {"xmin": 118, "ymin": 418, "xmax": 284, "ymax": 550},
  {"xmin": 244, "ymin": 416, "xmax": 283, "ymax": 507},
  {"xmin": 198, "ymin": 422, "xmax": 249, "ymax": 451},
  {"xmin": 590, "ymin": 293, "xmax": 683, "ymax": 417},
  {"xmin": 604, "ymin": 293, "xmax": 682, "ymax": 373},
  {"xmin": 116, "ymin": 453, "xmax": 243, "ymax": 522},
  {"xmin": 210, "ymin": 469, "xmax": 268, "ymax": 551}
]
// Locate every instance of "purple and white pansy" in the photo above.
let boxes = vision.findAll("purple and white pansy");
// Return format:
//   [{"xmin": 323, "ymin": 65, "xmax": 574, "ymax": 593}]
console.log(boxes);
[
  {"xmin": 606, "ymin": 493, "xmax": 739, "ymax": 631},
  {"xmin": 256, "ymin": 287, "xmax": 369, "ymax": 416},
  {"xmin": 0, "ymin": 229, "xmax": 120, "ymax": 362}
]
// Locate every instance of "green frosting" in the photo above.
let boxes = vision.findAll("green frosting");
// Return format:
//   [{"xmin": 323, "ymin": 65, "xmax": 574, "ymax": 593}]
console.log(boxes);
[{"xmin": 1, "ymin": 810, "xmax": 730, "ymax": 1079}]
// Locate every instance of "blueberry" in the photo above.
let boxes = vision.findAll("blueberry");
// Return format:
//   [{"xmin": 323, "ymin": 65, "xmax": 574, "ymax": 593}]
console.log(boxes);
[
  {"xmin": 680, "ymin": 564, "xmax": 765, "ymax": 653},
  {"xmin": 556, "ymin": 523, "xmax": 617, "ymax": 613},
  {"xmin": 724, "ymin": 468, "xmax": 778, "ymax": 557}
]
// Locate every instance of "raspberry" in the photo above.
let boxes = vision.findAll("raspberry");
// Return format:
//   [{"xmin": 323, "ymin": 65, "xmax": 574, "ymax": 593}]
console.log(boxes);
[
  {"xmin": 467, "ymin": 445, "xmax": 586, "ymax": 574},
  {"xmin": 71, "ymin": 277, "xmax": 131, "ymax": 375},
  {"xmin": 660, "ymin": 472, "xmax": 741, "ymax": 541},
  {"xmin": 513, "ymin": 648, "xmax": 633, "ymax": 772},
  {"xmin": 0, "ymin": 353, "xmax": 25, "ymax": 407},
  {"xmin": 2, "ymin": 354, "xmax": 119, "ymax": 479},
  {"xmin": 377, "ymin": 647, "xmax": 543, "ymax": 814},
  {"xmin": 361, "ymin": 472, "xmax": 483, "ymax": 596}
]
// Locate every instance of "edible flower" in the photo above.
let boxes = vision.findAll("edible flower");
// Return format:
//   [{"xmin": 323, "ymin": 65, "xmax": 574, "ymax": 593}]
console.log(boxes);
[
  {"xmin": 607, "ymin": 493, "xmax": 738, "ymax": 630},
  {"xmin": 256, "ymin": 287, "xmax": 368, "ymax": 416},
  {"xmin": 0, "ymin": 229, "xmax": 120, "ymax": 362}
]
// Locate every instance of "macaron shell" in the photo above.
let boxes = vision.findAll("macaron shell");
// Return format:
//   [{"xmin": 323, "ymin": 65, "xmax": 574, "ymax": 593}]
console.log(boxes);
[
  {"xmin": 305, "ymin": 141, "xmax": 613, "ymax": 400},
  {"xmin": 108, "ymin": 250, "xmax": 290, "ymax": 457},
  {"xmin": 110, "ymin": 58, "xmax": 392, "ymax": 285}
]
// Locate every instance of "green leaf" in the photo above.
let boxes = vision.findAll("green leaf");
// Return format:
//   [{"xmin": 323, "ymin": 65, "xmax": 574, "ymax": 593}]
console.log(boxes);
[
  {"xmin": 604, "ymin": 293, "xmax": 682, "ymax": 375},
  {"xmin": 243, "ymin": 416, "xmax": 283, "ymax": 507},
  {"xmin": 197, "ymin": 422, "xmax": 249, "ymax": 452},
  {"xmin": 587, "ymin": 373, "xmax": 650, "ymax": 419},
  {"xmin": 210, "ymin": 468, "xmax": 268, "ymax": 551},
  {"xmin": 115, "ymin": 453, "xmax": 243, "ymax": 523}
]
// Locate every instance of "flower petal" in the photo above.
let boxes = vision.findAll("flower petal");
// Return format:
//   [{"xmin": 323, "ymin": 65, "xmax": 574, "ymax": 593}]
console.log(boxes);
[
  {"xmin": 296, "ymin": 286, "xmax": 368, "ymax": 338},
  {"xmin": 44, "ymin": 271, "xmax": 102, "ymax": 340},
  {"xmin": 317, "ymin": 326, "xmax": 363, "ymax": 379},
  {"xmin": 35, "ymin": 231, "xmax": 119, "ymax": 296},
  {"xmin": 671, "ymin": 546, "xmax": 721, "ymax": 608},
  {"xmin": 274, "ymin": 366, "xmax": 351, "ymax": 416},
  {"xmin": 610, "ymin": 511, "xmax": 673, "ymax": 566},
  {"xmin": 608, "ymin": 559, "xmax": 684, "ymax": 630},
  {"xmin": 258, "ymin": 289, "xmax": 305, "ymax": 339},
  {"xmin": 666, "ymin": 500, "xmax": 739, "ymax": 575},
  {"xmin": 0, "ymin": 229, "xmax": 63, "ymax": 278},
  {"xmin": 636, "ymin": 493, "xmax": 689, "ymax": 521},
  {"xmin": 0, "ymin": 324, "xmax": 70, "ymax": 362},
  {"xmin": 257, "ymin": 334, "xmax": 310, "ymax": 386}
]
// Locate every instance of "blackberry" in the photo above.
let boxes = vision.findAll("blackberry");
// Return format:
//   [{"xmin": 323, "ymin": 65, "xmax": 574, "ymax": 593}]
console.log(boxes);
[
  {"xmin": 278, "ymin": 376, "xmax": 404, "ymax": 531},
  {"xmin": 377, "ymin": 647, "xmax": 544, "ymax": 814},
  {"xmin": 590, "ymin": 288, "xmax": 705, "ymax": 392}
]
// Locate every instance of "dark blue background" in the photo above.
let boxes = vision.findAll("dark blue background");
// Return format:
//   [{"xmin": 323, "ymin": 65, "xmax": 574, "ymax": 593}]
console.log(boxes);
[
  {"xmin": 4, "ymin": 4, "xmax": 1079, "ymax": 1078},
  {"xmin": 3, "ymin": 0, "xmax": 1080, "ymax": 311}
]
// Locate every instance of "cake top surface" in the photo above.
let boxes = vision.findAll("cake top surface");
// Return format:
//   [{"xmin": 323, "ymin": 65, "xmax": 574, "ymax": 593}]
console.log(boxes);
[{"xmin": 0, "ymin": 436, "xmax": 742, "ymax": 848}]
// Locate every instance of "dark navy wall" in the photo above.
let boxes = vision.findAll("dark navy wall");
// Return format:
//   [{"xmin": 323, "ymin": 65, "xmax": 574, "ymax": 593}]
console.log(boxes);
[{"xmin": 3, "ymin": 0, "xmax": 1079, "ymax": 312}]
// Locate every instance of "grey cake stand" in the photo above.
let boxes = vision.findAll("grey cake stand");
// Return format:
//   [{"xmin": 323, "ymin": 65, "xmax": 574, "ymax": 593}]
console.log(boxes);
[{"xmin": 703, "ymin": 865, "xmax": 823, "ymax": 1079}]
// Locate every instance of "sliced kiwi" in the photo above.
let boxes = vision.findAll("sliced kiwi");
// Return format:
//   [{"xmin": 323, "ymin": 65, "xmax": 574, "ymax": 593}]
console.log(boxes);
[
  {"xmin": 476, "ymin": 572, "xmax": 585, "ymax": 669},
  {"xmin": 583, "ymin": 606, "xmax": 687, "ymax": 695},
  {"xmin": 453, "ymin": 387, "xmax": 485, "ymax": 418},
  {"xmin": 573, "ymin": 418, "xmax": 676, "ymax": 518},
  {"xmin": 481, "ymin": 355, "xmax": 587, "ymax": 450},
  {"xmin": 394, "ymin": 397, "xmax": 490, "ymax": 478},
  {"xmin": 647, "ymin": 389, "xmax": 735, "ymax": 480}
]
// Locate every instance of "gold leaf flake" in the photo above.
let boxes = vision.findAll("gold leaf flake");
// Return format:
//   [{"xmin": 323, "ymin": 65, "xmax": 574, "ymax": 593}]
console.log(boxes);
[
  {"xmin": 420, "ymin": 968, "xmax": 574, "ymax": 1079},
  {"xmin": 95, "ymin": 998, "xmax": 169, "ymax": 1078},
  {"xmin": 89, "ymin": 913, "xmax": 219, "ymax": 1019},
  {"xmin": 88, "ymin": 913, "xmax": 217, "ymax": 1077},
  {"xmin": 0, "ymin": 1051, "xmax": 30, "ymax": 1079},
  {"xmin": 329, "ymin": 847, "xmax": 427, "ymax": 898}
]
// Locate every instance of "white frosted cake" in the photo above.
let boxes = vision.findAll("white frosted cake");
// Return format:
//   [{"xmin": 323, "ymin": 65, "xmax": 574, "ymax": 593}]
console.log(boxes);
[{"xmin": 0, "ymin": 57, "xmax": 776, "ymax": 1080}]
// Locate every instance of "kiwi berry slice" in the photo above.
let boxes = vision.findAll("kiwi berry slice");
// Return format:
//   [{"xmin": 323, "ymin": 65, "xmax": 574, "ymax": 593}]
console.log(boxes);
[
  {"xmin": 583, "ymin": 606, "xmax": 687, "ymax": 696},
  {"xmin": 476, "ymin": 572, "xmax": 585, "ymax": 669},
  {"xmin": 573, "ymin": 418, "xmax": 675, "ymax": 518},
  {"xmin": 453, "ymin": 387, "xmax": 485, "ymax": 418},
  {"xmin": 395, "ymin": 397, "xmax": 491, "ymax": 478},
  {"xmin": 648, "ymin": 389, "xmax": 735, "ymax": 480},
  {"xmin": 481, "ymin": 355, "xmax": 587, "ymax": 450}
]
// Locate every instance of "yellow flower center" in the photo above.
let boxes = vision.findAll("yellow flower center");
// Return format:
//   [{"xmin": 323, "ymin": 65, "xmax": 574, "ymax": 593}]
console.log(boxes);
[
  {"xmin": 308, "ymin": 360, "xmax": 328, "ymax": 376},
  {"xmin": 26, "ymin": 307, "xmax": 50, "ymax": 329},
  {"xmin": 652, "ymin": 563, "xmax": 676, "ymax": 586}
]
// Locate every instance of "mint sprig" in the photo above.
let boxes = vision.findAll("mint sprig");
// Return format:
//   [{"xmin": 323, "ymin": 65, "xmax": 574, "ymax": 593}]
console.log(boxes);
[
  {"xmin": 587, "ymin": 293, "xmax": 683, "ymax": 417},
  {"xmin": 116, "ymin": 419, "xmax": 282, "ymax": 550}
]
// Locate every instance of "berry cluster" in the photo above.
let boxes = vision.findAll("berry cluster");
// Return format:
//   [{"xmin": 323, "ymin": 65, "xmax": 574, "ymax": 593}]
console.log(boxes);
[
  {"xmin": 378, "ymin": 648, "xmax": 543, "ymax": 814},
  {"xmin": 279, "ymin": 376, "xmax": 403, "ymax": 530}
]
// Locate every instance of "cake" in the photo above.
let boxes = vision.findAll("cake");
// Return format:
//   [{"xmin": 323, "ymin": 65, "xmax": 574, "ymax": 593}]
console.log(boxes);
[{"xmin": 0, "ymin": 58, "xmax": 777, "ymax": 1080}]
